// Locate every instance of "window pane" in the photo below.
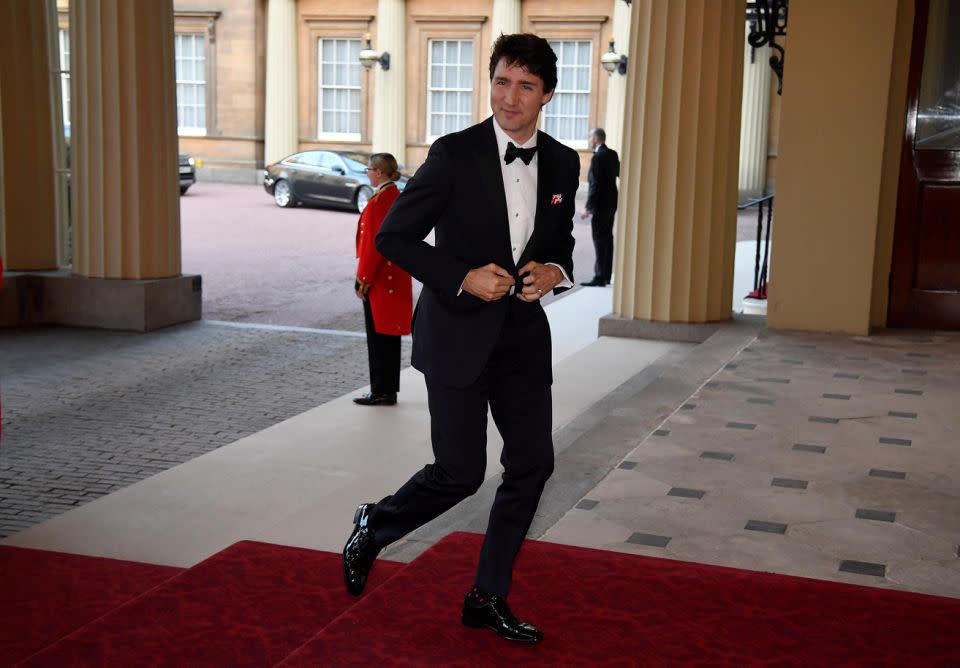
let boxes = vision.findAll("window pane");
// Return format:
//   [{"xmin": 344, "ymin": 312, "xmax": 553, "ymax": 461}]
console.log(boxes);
[
  {"xmin": 542, "ymin": 40, "xmax": 591, "ymax": 142},
  {"xmin": 427, "ymin": 39, "xmax": 472, "ymax": 138},
  {"xmin": 317, "ymin": 38, "xmax": 362, "ymax": 137}
]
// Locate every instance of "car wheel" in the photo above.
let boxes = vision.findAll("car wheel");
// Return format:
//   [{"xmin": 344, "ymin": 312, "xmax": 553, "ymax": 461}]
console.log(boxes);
[
  {"xmin": 273, "ymin": 179, "xmax": 296, "ymax": 208},
  {"xmin": 180, "ymin": 186, "xmax": 189, "ymax": 195},
  {"xmin": 355, "ymin": 185, "xmax": 373, "ymax": 213}
]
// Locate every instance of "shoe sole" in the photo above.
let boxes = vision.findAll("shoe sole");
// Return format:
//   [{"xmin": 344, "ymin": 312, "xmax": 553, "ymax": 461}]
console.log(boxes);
[{"xmin": 461, "ymin": 614, "xmax": 542, "ymax": 643}]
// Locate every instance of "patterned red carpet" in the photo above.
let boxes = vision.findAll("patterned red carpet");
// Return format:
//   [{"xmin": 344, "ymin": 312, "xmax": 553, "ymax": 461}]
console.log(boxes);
[
  {"xmin": 0, "ymin": 546, "xmax": 182, "ymax": 667},
  {"xmin": 5, "ymin": 534, "xmax": 959, "ymax": 666},
  {"xmin": 282, "ymin": 532, "xmax": 960, "ymax": 667},
  {"xmin": 13, "ymin": 541, "xmax": 402, "ymax": 667}
]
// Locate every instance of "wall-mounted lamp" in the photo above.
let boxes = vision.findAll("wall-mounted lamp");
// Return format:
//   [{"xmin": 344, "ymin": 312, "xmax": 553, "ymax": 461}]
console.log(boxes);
[
  {"xmin": 600, "ymin": 38, "xmax": 627, "ymax": 76},
  {"xmin": 358, "ymin": 33, "xmax": 390, "ymax": 71}
]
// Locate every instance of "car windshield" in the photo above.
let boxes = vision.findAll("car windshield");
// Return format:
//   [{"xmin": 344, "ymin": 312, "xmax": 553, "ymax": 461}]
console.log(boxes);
[{"xmin": 338, "ymin": 152, "xmax": 369, "ymax": 172}]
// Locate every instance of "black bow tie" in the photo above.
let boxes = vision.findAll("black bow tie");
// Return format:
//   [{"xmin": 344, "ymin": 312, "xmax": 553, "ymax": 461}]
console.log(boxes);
[{"xmin": 504, "ymin": 142, "xmax": 538, "ymax": 166}]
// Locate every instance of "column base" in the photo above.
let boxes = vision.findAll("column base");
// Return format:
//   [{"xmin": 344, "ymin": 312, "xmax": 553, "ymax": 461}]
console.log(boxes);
[
  {"xmin": 598, "ymin": 313, "xmax": 766, "ymax": 343},
  {"xmin": 0, "ymin": 271, "xmax": 202, "ymax": 332}
]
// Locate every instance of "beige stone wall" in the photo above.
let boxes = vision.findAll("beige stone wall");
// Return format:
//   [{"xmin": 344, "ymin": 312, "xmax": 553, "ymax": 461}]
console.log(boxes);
[
  {"xmin": 767, "ymin": 0, "xmax": 902, "ymax": 334},
  {"xmin": 175, "ymin": 0, "xmax": 264, "ymax": 181}
]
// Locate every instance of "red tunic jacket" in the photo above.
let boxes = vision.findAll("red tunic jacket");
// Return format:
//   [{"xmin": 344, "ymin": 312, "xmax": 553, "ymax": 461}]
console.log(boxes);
[{"xmin": 356, "ymin": 182, "xmax": 413, "ymax": 335}]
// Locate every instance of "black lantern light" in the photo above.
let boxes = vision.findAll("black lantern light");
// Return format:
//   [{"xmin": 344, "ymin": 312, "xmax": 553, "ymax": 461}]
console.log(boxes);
[{"xmin": 746, "ymin": 0, "xmax": 788, "ymax": 95}]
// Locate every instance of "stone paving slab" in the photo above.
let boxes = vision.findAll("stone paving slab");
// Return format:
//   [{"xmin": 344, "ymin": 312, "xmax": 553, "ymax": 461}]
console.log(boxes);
[
  {"xmin": 543, "ymin": 329, "xmax": 960, "ymax": 599},
  {"xmin": 0, "ymin": 322, "xmax": 409, "ymax": 538}
]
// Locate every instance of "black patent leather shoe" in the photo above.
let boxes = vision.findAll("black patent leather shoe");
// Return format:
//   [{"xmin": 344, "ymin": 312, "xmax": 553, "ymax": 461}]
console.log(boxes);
[
  {"xmin": 353, "ymin": 392, "xmax": 397, "ymax": 406},
  {"xmin": 343, "ymin": 503, "xmax": 380, "ymax": 596},
  {"xmin": 461, "ymin": 587, "xmax": 544, "ymax": 643}
]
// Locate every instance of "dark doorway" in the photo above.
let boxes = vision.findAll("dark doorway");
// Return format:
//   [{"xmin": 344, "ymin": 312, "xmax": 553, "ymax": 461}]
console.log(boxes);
[{"xmin": 889, "ymin": 0, "xmax": 960, "ymax": 328}]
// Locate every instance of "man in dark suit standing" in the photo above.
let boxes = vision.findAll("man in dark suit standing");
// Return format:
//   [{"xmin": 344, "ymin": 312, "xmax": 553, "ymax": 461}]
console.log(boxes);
[
  {"xmin": 580, "ymin": 128, "xmax": 620, "ymax": 287},
  {"xmin": 342, "ymin": 33, "xmax": 579, "ymax": 644}
]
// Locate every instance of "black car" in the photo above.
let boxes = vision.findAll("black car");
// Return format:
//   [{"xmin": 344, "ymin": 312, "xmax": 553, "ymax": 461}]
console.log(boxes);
[
  {"xmin": 179, "ymin": 154, "xmax": 196, "ymax": 195},
  {"xmin": 263, "ymin": 150, "xmax": 407, "ymax": 213}
]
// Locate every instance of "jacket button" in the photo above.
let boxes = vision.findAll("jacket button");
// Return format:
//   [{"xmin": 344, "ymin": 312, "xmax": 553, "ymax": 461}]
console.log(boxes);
[
  {"xmin": 387, "ymin": 261, "xmax": 392, "ymax": 266},
  {"xmin": 388, "ymin": 289, "xmax": 394, "ymax": 294},
  {"xmin": 387, "ymin": 275, "xmax": 393, "ymax": 280}
]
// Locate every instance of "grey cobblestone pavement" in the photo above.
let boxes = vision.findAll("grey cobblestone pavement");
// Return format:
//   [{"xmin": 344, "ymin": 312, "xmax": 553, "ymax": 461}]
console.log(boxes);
[{"xmin": 0, "ymin": 322, "xmax": 410, "ymax": 538}]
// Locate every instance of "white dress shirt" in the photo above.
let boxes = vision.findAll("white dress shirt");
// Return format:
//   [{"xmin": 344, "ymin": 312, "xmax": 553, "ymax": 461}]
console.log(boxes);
[{"xmin": 490, "ymin": 117, "xmax": 573, "ymax": 291}]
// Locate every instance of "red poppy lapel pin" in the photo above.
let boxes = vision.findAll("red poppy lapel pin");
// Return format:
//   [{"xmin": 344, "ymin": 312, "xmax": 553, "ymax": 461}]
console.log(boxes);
[{"xmin": 551, "ymin": 194, "xmax": 563, "ymax": 205}]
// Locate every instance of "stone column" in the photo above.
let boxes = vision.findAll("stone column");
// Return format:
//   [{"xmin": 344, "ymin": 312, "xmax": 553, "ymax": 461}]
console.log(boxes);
[
  {"xmin": 372, "ymin": 0, "xmax": 406, "ymax": 164},
  {"xmin": 264, "ymin": 0, "xmax": 298, "ymax": 166},
  {"xmin": 71, "ymin": 0, "xmax": 180, "ymax": 279},
  {"xmin": 603, "ymin": 0, "xmax": 632, "ymax": 153},
  {"xmin": 611, "ymin": 0, "xmax": 744, "ymax": 325},
  {"xmin": 738, "ymin": 20, "xmax": 771, "ymax": 197},
  {"xmin": 490, "ymin": 0, "xmax": 521, "ymax": 39},
  {"xmin": 0, "ymin": 0, "xmax": 58, "ymax": 271}
]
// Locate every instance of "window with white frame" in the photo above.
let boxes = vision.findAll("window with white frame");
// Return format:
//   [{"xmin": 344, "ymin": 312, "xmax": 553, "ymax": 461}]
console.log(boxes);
[
  {"xmin": 318, "ymin": 38, "xmax": 362, "ymax": 139},
  {"xmin": 427, "ymin": 39, "xmax": 473, "ymax": 140},
  {"xmin": 544, "ymin": 40, "xmax": 592, "ymax": 147},
  {"xmin": 59, "ymin": 29, "xmax": 70, "ymax": 133},
  {"xmin": 175, "ymin": 33, "xmax": 206, "ymax": 135}
]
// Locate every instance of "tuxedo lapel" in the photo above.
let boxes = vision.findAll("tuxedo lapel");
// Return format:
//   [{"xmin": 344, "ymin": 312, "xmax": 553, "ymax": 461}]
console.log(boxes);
[
  {"xmin": 517, "ymin": 131, "xmax": 553, "ymax": 268},
  {"xmin": 474, "ymin": 118, "xmax": 515, "ymax": 271}
]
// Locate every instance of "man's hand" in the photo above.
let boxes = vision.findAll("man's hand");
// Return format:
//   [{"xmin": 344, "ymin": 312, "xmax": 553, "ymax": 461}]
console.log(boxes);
[
  {"xmin": 356, "ymin": 278, "xmax": 370, "ymax": 300},
  {"xmin": 517, "ymin": 262, "xmax": 563, "ymax": 302},
  {"xmin": 580, "ymin": 210, "xmax": 590, "ymax": 220},
  {"xmin": 462, "ymin": 263, "xmax": 514, "ymax": 302}
]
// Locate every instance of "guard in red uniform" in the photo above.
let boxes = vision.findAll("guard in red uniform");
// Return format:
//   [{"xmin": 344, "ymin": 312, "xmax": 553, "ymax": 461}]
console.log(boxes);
[{"xmin": 353, "ymin": 152, "xmax": 413, "ymax": 406}]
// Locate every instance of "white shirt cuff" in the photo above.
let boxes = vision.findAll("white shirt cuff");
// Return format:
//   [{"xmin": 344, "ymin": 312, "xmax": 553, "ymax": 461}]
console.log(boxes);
[{"xmin": 547, "ymin": 262, "xmax": 573, "ymax": 289}]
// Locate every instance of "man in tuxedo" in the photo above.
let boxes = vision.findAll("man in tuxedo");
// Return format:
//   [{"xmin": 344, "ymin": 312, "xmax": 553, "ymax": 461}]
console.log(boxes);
[
  {"xmin": 342, "ymin": 33, "xmax": 579, "ymax": 643},
  {"xmin": 580, "ymin": 128, "xmax": 620, "ymax": 287}
]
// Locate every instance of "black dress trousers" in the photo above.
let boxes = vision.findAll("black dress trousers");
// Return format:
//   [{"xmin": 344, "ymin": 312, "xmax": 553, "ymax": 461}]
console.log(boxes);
[
  {"xmin": 370, "ymin": 298, "xmax": 555, "ymax": 597},
  {"xmin": 362, "ymin": 297, "xmax": 401, "ymax": 395},
  {"xmin": 591, "ymin": 208, "xmax": 615, "ymax": 284}
]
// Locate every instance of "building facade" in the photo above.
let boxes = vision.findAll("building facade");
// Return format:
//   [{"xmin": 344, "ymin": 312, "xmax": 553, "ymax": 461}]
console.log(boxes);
[{"xmin": 162, "ymin": 0, "xmax": 632, "ymax": 183}]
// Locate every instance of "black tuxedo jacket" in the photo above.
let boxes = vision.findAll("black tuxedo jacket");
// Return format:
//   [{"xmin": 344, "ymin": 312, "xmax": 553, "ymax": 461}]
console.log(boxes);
[
  {"xmin": 376, "ymin": 117, "xmax": 580, "ymax": 388},
  {"xmin": 585, "ymin": 144, "xmax": 620, "ymax": 214}
]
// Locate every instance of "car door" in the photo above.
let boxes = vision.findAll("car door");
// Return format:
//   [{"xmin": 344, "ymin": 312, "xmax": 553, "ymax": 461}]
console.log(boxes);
[
  {"xmin": 291, "ymin": 152, "xmax": 326, "ymax": 201},
  {"xmin": 315, "ymin": 152, "xmax": 355, "ymax": 204}
]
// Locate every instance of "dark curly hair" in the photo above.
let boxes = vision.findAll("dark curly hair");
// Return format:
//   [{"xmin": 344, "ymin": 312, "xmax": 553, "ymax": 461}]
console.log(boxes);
[{"xmin": 488, "ymin": 33, "xmax": 558, "ymax": 94}]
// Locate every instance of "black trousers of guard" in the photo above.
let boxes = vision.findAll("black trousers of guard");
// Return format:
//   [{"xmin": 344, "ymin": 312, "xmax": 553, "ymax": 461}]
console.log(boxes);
[
  {"xmin": 370, "ymin": 298, "xmax": 555, "ymax": 597},
  {"xmin": 363, "ymin": 298, "xmax": 401, "ymax": 395},
  {"xmin": 591, "ymin": 207, "xmax": 616, "ymax": 284}
]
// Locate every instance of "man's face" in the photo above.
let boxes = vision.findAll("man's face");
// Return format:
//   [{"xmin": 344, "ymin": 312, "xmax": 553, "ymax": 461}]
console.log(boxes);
[
  {"xmin": 587, "ymin": 132, "xmax": 599, "ymax": 150},
  {"xmin": 490, "ymin": 57, "xmax": 554, "ymax": 142}
]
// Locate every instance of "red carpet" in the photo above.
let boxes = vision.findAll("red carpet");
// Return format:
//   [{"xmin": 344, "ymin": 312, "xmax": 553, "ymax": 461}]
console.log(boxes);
[
  {"xmin": 281, "ymin": 532, "xmax": 960, "ymax": 667},
  {"xmin": 19, "ymin": 540, "xmax": 402, "ymax": 667},
  {"xmin": 0, "ymin": 545, "xmax": 182, "ymax": 667}
]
